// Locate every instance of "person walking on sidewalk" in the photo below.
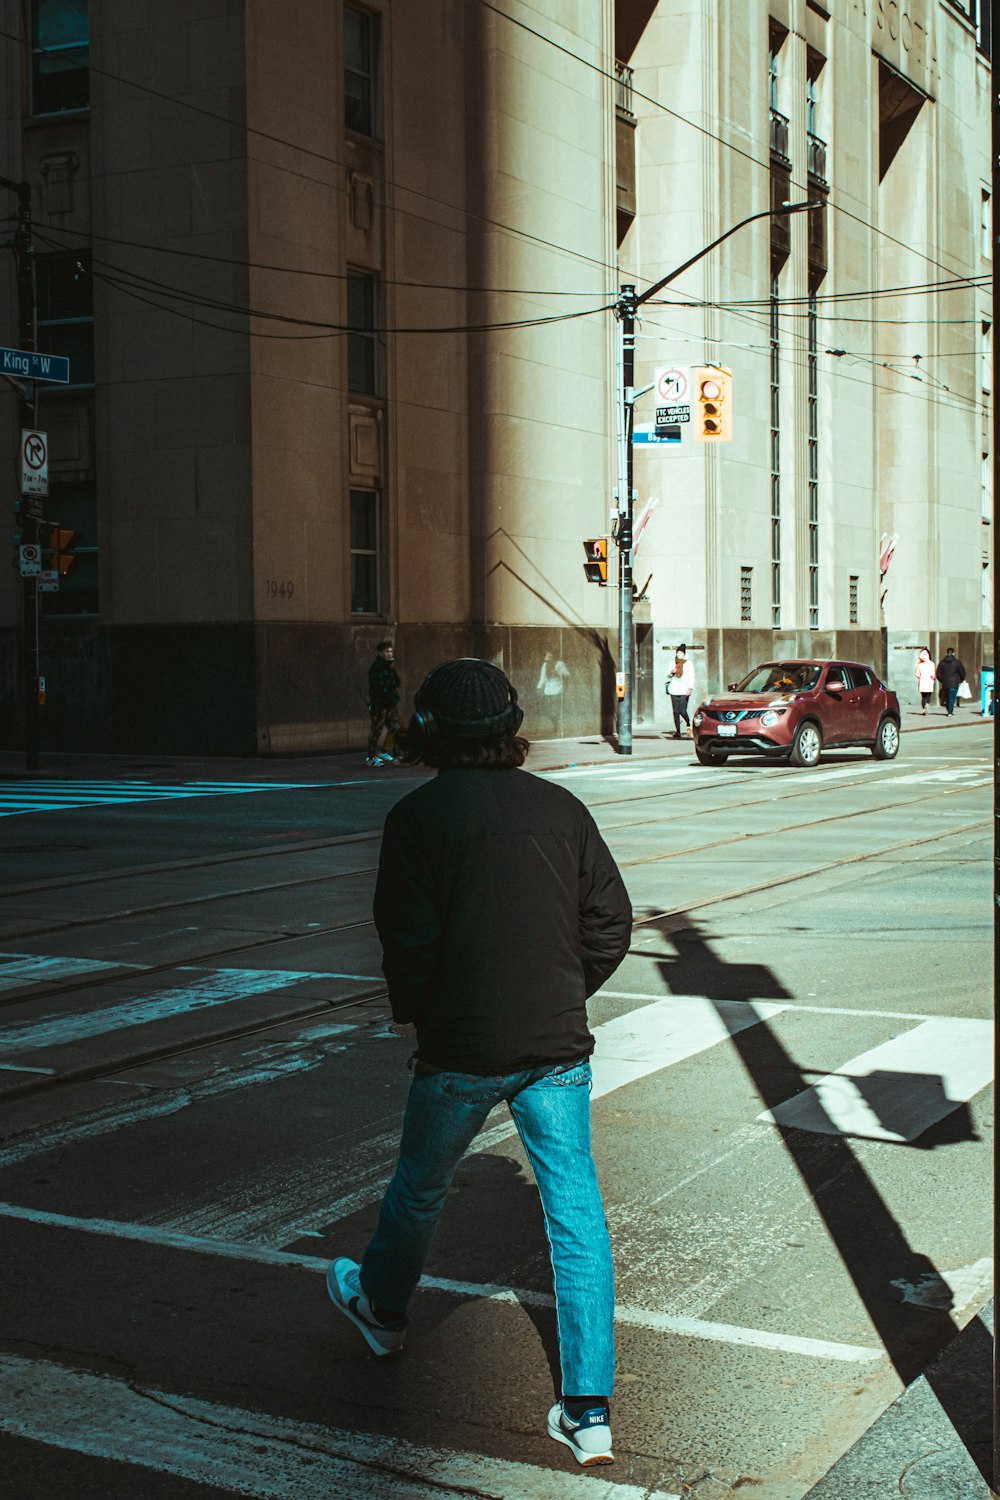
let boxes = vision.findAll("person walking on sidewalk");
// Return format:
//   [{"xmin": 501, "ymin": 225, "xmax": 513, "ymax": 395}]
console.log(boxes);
[
  {"xmin": 914, "ymin": 649, "xmax": 936, "ymax": 715},
  {"xmin": 366, "ymin": 640, "xmax": 402, "ymax": 766},
  {"xmin": 327, "ymin": 657, "xmax": 632, "ymax": 1468},
  {"xmin": 667, "ymin": 648, "xmax": 696, "ymax": 738},
  {"xmin": 935, "ymin": 646, "xmax": 966, "ymax": 717}
]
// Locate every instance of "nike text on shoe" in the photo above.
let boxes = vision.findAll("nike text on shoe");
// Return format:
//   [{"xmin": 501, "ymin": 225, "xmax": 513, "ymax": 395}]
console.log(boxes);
[
  {"xmin": 326, "ymin": 1258, "xmax": 406, "ymax": 1356},
  {"xmin": 547, "ymin": 1402, "xmax": 614, "ymax": 1466}
]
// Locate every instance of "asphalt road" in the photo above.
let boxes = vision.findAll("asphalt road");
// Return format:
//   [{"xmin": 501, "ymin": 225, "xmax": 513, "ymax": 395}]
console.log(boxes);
[{"xmin": 0, "ymin": 722, "xmax": 993, "ymax": 1499}]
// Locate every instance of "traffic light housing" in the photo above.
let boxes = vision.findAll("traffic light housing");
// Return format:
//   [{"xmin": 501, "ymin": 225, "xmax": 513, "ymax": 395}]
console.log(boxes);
[
  {"xmin": 693, "ymin": 366, "xmax": 733, "ymax": 442},
  {"xmin": 49, "ymin": 526, "xmax": 82, "ymax": 577},
  {"xmin": 583, "ymin": 537, "xmax": 608, "ymax": 584}
]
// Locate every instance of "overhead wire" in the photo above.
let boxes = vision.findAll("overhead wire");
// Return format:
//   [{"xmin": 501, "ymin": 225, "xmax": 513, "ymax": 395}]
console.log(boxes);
[
  {"xmin": 0, "ymin": 22, "xmax": 619, "ymax": 291},
  {"xmin": 474, "ymin": 0, "xmax": 984, "ymax": 290}
]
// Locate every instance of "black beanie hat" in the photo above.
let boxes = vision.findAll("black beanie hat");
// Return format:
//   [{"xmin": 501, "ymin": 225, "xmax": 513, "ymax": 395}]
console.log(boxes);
[{"xmin": 415, "ymin": 658, "xmax": 519, "ymax": 738}]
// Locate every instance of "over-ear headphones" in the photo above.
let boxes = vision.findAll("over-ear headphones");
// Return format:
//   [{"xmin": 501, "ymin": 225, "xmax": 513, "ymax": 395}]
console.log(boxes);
[{"xmin": 411, "ymin": 659, "xmax": 523, "ymax": 740}]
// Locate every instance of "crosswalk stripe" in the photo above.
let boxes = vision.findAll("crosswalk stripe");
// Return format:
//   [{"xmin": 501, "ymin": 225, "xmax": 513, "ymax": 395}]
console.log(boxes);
[
  {"xmin": 0, "ymin": 1351, "xmax": 680, "ymax": 1500},
  {"xmin": 0, "ymin": 780, "xmax": 324, "ymax": 818},
  {"xmin": 0, "ymin": 966, "xmax": 379, "ymax": 1054},
  {"xmin": 758, "ymin": 1017, "xmax": 994, "ymax": 1141},
  {"xmin": 0, "ymin": 954, "xmax": 142, "ymax": 992},
  {"xmin": 0, "ymin": 1206, "xmax": 882, "ymax": 1364}
]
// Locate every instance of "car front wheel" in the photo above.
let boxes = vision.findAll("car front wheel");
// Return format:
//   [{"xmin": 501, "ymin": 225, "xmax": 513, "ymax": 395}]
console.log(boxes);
[
  {"xmin": 695, "ymin": 746, "xmax": 728, "ymax": 765},
  {"xmin": 872, "ymin": 717, "xmax": 900, "ymax": 759},
  {"xmin": 788, "ymin": 721, "xmax": 822, "ymax": 768}
]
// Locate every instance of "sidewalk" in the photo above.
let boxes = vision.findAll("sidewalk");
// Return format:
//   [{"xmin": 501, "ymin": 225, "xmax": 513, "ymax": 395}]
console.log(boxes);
[{"xmin": 0, "ymin": 703, "xmax": 989, "ymax": 782}]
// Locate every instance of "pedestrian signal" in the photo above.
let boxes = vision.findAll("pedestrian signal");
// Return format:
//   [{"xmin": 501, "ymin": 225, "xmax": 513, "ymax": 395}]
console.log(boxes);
[
  {"xmin": 49, "ymin": 526, "xmax": 82, "ymax": 577},
  {"xmin": 583, "ymin": 538, "xmax": 608, "ymax": 584},
  {"xmin": 693, "ymin": 366, "xmax": 733, "ymax": 443}
]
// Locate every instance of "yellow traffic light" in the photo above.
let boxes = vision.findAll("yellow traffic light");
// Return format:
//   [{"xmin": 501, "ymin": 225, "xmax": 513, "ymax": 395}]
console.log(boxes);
[
  {"xmin": 693, "ymin": 365, "xmax": 733, "ymax": 442},
  {"xmin": 583, "ymin": 537, "xmax": 608, "ymax": 584},
  {"xmin": 50, "ymin": 526, "xmax": 82, "ymax": 577}
]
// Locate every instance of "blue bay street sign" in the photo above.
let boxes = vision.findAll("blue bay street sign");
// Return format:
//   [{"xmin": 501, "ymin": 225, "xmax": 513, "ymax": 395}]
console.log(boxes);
[
  {"xmin": 0, "ymin": 346, "xmax": 70, "ymax": 384},
  {"xmin": 633, "ymin": 424, "xmax": 680, "ymax": 446}
]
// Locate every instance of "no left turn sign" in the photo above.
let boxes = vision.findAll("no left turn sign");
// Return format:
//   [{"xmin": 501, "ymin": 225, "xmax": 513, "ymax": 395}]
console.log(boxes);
[
  {"xmin": 20, "ymin": 429, "xmax": 49, "ymax": 497},
  {"xmin": 654, "ymin": 367, "xmax": 689, "ymax": 404}
]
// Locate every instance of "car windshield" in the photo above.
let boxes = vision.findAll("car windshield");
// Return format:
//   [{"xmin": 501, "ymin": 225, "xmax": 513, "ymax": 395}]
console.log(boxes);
[{"xmin": 736, "ymin": 663, "xmax": 821, "ymax": 694}]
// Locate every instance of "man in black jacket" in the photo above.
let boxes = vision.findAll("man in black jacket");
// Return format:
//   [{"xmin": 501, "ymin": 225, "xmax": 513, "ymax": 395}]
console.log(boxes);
[
  {"xmin": 366, "ymin": 639, "xmax": 401, "ymax": 766},
  {"xmin": 328, "ymin": 658, "xmax": 632, "ymax": 1468},
  {"xmin": 935, "ymin": 647, "xmax": 967, "ymax": 716}
]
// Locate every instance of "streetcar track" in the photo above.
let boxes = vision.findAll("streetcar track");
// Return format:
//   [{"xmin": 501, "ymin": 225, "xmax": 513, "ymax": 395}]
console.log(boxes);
[
  {"xmin": 0, "ymin": 989, "xmax": 390, "ymax": 1105},
  {"xmin": 0, "ymin": 760, "xmax": 986, "ymax": 943},
  {"xmin": 0, "ymin": 762, "xmax": 983, "ymax": 948},
  {"xmin": 0, "ymin": 817, "xmax": 985, "ymax": 1101},
  {"xmin": 0, "ymin": 916, "xmax": 377, "ymax": 1012}
]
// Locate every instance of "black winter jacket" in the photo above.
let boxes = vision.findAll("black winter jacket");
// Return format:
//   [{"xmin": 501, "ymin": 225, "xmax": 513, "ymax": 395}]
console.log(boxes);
[
  {"xmin": 372, "ymin": 767, "xmax": 632, "ymax": 1073},
  {"xmin": 936, "ymin": 653, "xmax": 966, "ymax": 690},
  {"xmin": 368, "ymin": 657, "xmax": 401, "ymax": 710}
]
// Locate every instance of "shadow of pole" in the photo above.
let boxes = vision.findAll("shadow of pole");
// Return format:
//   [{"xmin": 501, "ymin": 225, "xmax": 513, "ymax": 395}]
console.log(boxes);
[{"xmin": 645, "ymin": 912, "xmax": 993, "ymax": 1486}]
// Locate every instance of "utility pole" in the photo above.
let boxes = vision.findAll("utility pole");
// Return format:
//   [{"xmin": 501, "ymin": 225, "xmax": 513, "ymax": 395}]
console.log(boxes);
[
  {"xmin": 1, "ymin": 172, "xmax": 39, "ymax": 770},
  {"xmin": 990, "ymin": 2, "xmax": 999, "ymax": 1486},
  {"xmin": 613, "ymin": 199, "xmax": 819, "ymax": 755}
]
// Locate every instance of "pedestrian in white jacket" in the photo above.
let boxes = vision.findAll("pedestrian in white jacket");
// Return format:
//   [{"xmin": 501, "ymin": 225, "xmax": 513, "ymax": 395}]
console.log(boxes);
[
  {"xmin": 914, "ymin": 649, "xmax": 936, "ymax": 715},
  {"xmin": 667, "ymin": 652, "xmax": 695, "ymax": 738}
]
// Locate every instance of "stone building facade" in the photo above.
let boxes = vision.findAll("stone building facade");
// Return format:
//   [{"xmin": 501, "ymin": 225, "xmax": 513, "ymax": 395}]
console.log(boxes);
[{"xmin": 0, "ymin": 0, "xmax": 991, "ymax": 754}]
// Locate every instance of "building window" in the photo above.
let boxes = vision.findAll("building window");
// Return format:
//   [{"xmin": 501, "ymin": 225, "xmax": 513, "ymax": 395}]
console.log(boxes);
[
  {"xmin": 36, "ymin": 250, "xmax": 93, "ymax": 386},
  {"xmin": 982, "ymin": 190, "xmax": 992, "ymax": 260},
  {"xmin": 807, "ymin": 294, "xmax": 819, "ymax": 629},
  {"xmin": 347, "ymin": 270, "xmax": 378, "ymax": 395},
  {"xmin": 983, "ymin": 561, "xmax": 992, "ymax": 627},
  {"xmin": 768, "ymin": 27, "xmax": 790, "ymax": 165},
  {"xmin": 983, "ymin": 452, "xmax": 992, "ymax": 521},
  {"xmin": 31, "ymin": 0, "xmax": 89, "ymax": 115},
  {"xmin": 770, "ymin": 273, "xmax": 781, "ymax": 628},
  {"xmin": 849, "ymin": 575, "xmax": 859, "ymax": 624},
  {"xmin": 344, "ymin": 5, "xmax": 376, "ymax": 136},
  {"xmin": 740, "ymin": 566, "xmax": 753, "ymax": 623},
  {"xmin": 350, "ymin": 489, "xmax": 381, "ymax": 614},
  {"xmin": 981, "ymin": 320, "xmax": 992, "ymax": 396}
]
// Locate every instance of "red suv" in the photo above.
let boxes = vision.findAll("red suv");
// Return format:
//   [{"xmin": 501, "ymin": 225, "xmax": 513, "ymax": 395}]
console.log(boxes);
[{"xmin": 692, "ymin": 659, "xmax": 901, "ymax": 768}]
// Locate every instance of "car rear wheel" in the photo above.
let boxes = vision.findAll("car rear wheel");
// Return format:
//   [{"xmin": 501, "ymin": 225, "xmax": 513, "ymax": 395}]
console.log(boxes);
[
  {"xmin": 872, "ymin": 716, "xmax": 900, "ymax": 759},
  {"xmin": 788, "ymin": 721, "xmax": 822, "ymax": 768},
  {"xmin": 695, "ymin": 747, "xmax": 728, "ymax": 765}
]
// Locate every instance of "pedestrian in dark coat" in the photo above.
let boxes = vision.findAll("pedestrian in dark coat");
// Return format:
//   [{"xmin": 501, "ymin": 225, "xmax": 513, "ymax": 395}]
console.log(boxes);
[
  {"xmin": 366, "ymin": 639, "xmax": 402, "ymax": 765},
  {"xmin": 327, "ymin": 657, "xmax": 632, "ymax": 1468},
  {"xmin": 935, "ymin": 647, "xmax": 966, "ymax": 716}
]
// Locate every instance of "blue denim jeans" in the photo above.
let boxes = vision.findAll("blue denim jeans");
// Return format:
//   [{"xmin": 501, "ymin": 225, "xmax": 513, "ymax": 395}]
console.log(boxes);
[
  {"xmin": 359, "ymin": 1058, "xmax": 615, "ymax": 1396},
  {"xmin": 946, "ymin": 686, "xmax": 958, "ymax": 715}
]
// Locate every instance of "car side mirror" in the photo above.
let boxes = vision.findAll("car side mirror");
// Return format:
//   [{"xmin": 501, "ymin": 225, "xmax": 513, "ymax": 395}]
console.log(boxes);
[
  {"xmin": 727, "ymin": 682, "xmax": 737, "ymax": 691},
  {"xmin": 827, "ymin": 680, "xmax": 845, "ymax": 693}
]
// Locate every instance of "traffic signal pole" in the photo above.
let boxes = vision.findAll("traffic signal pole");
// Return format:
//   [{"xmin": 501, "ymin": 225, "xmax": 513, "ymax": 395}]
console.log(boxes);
[
  {"xmin": 0, "ymin": 172, "xmax": 39, "ymax": 770},
  {"xmin": 613, "ymin": 200, "xmax": 818, "ymax": 755}
]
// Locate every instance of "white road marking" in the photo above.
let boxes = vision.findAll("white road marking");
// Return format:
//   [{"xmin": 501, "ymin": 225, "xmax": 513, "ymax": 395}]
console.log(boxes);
[
  {"xmin": 589, "ymin": 996, "xmax": 787, "ymax": 1094},
  {"xmin": 0, "ymin": 1352, "xmax": 680, "ymax": 1500},
  {"xmin": 0, "ymin": 965, "xmax": 380, "ymax": 1054},
  {"xmin": 600, "ymin": 991, "xmax": 978, "ymax": 1024},
  {"xmin": 147, "ymin": 997, "xmax": 792, "ymax": 1244},
  {"xmin": 0, "ymin": 779, "xmax": 330, "ymax": 818},
  {"xmin": 890, "ymin": 1257, "xmax": 993, "ymax": 1313},
  {"xmin": 758, "ymin": 1017, "xmax": 994, "ymax": 1141},
  {"xmin": 0, "ymin": 1204, "xmax": 881, "ymax": 1364},
  {"xmin": 0, "ymin": 953, "xmax": 143, "ymax": 992}
]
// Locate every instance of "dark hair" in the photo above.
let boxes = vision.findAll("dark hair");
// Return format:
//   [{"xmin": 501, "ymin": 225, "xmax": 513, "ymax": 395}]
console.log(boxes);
[
  {"xmin": 398, "ymin": 722, "xmax": 531, "ymax": 770},
  {"xmin": 376, "ymin": 639, "xmax": 394, "ymax": 652}
]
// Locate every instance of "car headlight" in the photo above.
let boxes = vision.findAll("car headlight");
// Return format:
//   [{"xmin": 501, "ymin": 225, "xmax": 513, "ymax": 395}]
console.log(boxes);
[
  {"xmin": 761, "ymin": 710, "xmax": 783, "ymax": 727},
  {"xmin": 693, "ymin": 712, "xmax": 703, "ymax": 727}
]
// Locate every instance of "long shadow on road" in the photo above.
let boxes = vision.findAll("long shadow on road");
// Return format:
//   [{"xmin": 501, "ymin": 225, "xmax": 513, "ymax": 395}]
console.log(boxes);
[{"xmin": 646, "ymin": 911, "xmax": 992, "ymax": 1489}]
